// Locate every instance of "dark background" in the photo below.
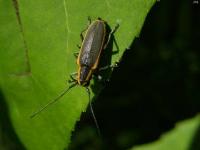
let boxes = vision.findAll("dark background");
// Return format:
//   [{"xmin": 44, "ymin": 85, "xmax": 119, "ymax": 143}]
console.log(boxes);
[{"xmin": 69, "ymin": 0, "xmax": 200, "ymax": 150}]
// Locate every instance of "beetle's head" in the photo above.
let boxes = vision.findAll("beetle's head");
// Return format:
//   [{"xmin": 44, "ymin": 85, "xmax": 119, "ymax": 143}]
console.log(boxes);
[
  {"xmin": 78, "ymin": 65, "xmax": 91, "ymax": 86},
  {"xmin": 79, "ymin": 80, "xmax": 89, "ymax": 87}
]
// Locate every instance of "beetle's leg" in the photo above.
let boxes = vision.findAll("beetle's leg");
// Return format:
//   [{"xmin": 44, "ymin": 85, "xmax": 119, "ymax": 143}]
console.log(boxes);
[
  {"xmin": 104, "ymin": 23, "xmax": 120, "ymax": 49},
  {"xmin": 68, "ymin": 72, "xmax": 77, "ymax": 83},
  {"xmin": 80, "ymin": 27, "xmax": 88, "ymax": 41},
  {"xmin": 80, "ymin": 27, "xmax": 87, "ymax": 41},
  {"xmin": 98, "ymin": 62, "xmax": 119, "ymax": 72},
  {"xmin": 87, "ymin": 16, "xmax": 92, "ymax": 25},
  {"xmin": 80, "ymin": 29, "xmax": 86, "ymax": 41},
  {"xmin": 111, "ymin": 37, "xmax": 120, "ymax": 55},
  {"xmin": 77, "ymin": 44, "xmax": 81, "ymax": 49},
  {"xmin": 80, "ymin": 17, "xmax": 92, "ymax": 41},
  {"xmin": 70, "ymin": 72, "xmax": 77, "ymax": 78},
  {"xmin": 68, "ymin": 79, "xmax": 77, "ymax": 84},
  {"xmin": 73, "ymin": 52, "xmax": 79, "ymax": 58}
]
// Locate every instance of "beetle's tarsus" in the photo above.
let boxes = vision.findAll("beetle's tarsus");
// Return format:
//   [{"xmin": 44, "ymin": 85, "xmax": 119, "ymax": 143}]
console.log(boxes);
[
  {"xmin": 104, "ymin": 23, "xmax": 120, "ymax": 49},
  {"xmin": 112, "ymin": 37, "xmax": 120, "ymax": 54},
  {"xmin": 97, "ymin": 17, "xmax": 102, "ymax": 20},
  {"xmin": 79, "ymin": 17, "xmax": 92, "ymax": 41},
  {"xmin": 77, "ymin": 44, "xmax": 81, "ymax": 49},
  {"xmin": 74, "ymin": 52, "xmax": 79, "ymax": 58},
  {"xmin": 70, "ymin": 72, "xmax": 77, "ymax": 78},
  {"xmin": 80, "ymin": 30, "xmax": 85, "ymax": 41},
  {"xmin": 68, "ymin": 72, "xmax": 77, "ymax": 83},
  {"xmin": 98, "ymin": 62, "xmax": 119, "ymax": 72},
  {"xmin": 87, "ymin": 16, "xmax": 92, "ymax": 24}
]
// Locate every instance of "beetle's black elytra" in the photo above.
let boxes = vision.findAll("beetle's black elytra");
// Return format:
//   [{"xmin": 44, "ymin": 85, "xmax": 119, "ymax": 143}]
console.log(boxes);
[{"xmin": 77, "ymin": 19, "xmax": 107, "ymax": 86}]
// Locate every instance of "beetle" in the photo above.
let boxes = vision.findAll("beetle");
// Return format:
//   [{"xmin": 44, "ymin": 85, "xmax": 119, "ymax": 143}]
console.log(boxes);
[{"xmin": 30, "ymin": 17, "xmax": 119, "ymax": 135}]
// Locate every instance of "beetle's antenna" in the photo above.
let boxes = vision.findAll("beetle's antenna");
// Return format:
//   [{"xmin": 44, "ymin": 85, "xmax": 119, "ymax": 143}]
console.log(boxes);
[
  {"xmin": 30, "ymin": 82, "xmax": 77, "ymax": 118},
  {"xmin": 86, "ymin": 87, "xmax": 101, "ymax": 136}
]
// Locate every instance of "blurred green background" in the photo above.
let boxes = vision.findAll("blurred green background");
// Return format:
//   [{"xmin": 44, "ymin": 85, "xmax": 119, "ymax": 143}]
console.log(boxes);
[{"xmin": 0, "ymin": 0, "xmax": 200, "ymax": 150}]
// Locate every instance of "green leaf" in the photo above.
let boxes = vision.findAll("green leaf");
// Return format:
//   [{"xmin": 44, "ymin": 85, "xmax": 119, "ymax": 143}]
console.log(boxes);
[
  {"xmin": 0, "ymin": 0, "xmax": 156, "ymax": 149},
  {"xmin": 131, "ymin": 115, "xmax": 200, "ymax": 150}
]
